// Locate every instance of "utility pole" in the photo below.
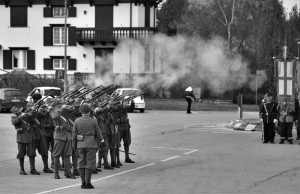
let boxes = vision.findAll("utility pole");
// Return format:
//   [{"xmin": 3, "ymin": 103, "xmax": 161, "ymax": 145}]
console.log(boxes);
[{"xmin": 63, "ymin": 0, "xmax": 68, "ymax": 92}]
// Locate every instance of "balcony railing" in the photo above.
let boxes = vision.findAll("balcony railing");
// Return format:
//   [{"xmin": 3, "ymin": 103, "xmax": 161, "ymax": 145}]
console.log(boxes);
[{"xmin": 75, "ymin": 27, "xmax": 157, "ymax": 44}]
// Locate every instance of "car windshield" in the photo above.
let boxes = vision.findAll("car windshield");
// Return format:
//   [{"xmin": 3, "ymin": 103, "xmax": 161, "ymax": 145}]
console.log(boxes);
[
  {"xmin": 122, "ymin": 89, "xmax": 138, "ymax": 96},
  {"xmin": 44, "ymin": 89, "xmax": 61, "ymax": 96},
  {"xmin": 4, "ymin": 90, "xmax": 23, "ymax": 98}
]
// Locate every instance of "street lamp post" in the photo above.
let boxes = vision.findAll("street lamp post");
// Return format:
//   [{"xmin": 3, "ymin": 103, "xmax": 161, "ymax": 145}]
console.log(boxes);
[
  {"xmin": 63, "ymin": 0, "xmax": 68, "ymax": 93},
  {"xmin": 296, "ymin": 38, "xmax": 300, "ymax": 60}
]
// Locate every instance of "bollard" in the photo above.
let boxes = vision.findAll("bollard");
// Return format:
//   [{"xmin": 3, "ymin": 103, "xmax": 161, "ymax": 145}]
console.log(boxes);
[{"xmin": 238, "ymin": 94, "xmax": 243, "ymax": 120}]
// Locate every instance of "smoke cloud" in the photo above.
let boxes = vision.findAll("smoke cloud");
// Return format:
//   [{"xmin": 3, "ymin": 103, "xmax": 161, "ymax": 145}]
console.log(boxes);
[{"xmin": 86, "ymin": 33, "xmax": 265, "ymax": 95}]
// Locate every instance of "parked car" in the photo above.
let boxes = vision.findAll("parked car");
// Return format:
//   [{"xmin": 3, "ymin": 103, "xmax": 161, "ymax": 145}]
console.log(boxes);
[
  {"xmin": 26, "ymin": 86, "xmax": 62, "ymax": 103},
  {"xmin": 0, "ymin": 88, "xmax": 27, "ymax": 112},
  {"xmin": 111, "ymin": 88, "xmax": 145, "ymax": 113}
]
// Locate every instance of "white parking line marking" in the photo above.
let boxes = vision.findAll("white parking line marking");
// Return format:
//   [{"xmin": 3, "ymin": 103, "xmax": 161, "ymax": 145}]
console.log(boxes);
[
  {"xmin": 161, "ymin": 156, "xmax": 180, "ymax": 162},
  {"xmin": 142, "ymin": 125, "xmax": 151, "ymax": 128},
  {"xmin": 35, "ymin": 163, "xmax": 156, "ymax": 194},
  {"xmin": 183, "ymin": 150, "xmax": 198, "ymax": 155},
  {"xmin": 153, "ymin": 146, "xmax": 195, "ymax": 151}
]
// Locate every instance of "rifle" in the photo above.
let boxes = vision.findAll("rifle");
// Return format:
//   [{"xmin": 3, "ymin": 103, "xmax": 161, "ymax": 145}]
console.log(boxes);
[
  {"xmin": 86, "ymin": 85, "xmax": 117, "ymax": 104},
  {"xmin": 73, "ymin": 85, "xmax": 103, "ymax": 99},
  {"xmin": 61, "ymin": 87, "xmax": 86, "ymax": 99}
]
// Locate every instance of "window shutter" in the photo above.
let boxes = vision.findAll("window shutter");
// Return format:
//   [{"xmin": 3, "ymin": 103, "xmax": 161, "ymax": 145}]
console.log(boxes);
[
  {"xmin": 44, "ymin": 58, "xmax": 53, "ymax": 70},
  {"xmin": 3, "ymin": 50, "xmax": 12, "ymax": 69},
  {"xmin": 44, "ymin": 27, "xmax": 52, "ymax": 46},
  {"xmin": 69, "ymin": 7, "xmax": 77, "ymax": 17},
  {"xmin": 44, "ymin": 7, "xmax": 52, "ymax": 17},
  {"xmin": 68, "ymin": 59, "xmax": 77, "ymax": 70},
  {"xmin": 145, "ymin": 5, "xmax": 150, "ymax": 28},
  {"xmin": 27, "ymin": 50, "xmax": 35, "ymax": 70},
  {"xmin": 68, "ymin": 26, "xmax": 77, "ymax": 46}
]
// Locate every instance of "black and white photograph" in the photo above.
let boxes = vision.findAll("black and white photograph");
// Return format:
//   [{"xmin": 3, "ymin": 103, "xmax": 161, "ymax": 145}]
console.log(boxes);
[{"xmin": 0, "ymin": 0, "xmax": 300, "ymax": 193}]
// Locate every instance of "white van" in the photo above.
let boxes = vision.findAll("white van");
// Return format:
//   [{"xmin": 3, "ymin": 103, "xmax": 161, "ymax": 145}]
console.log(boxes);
[
  {"xmin": 26, "ymin": 86, "xmax": 62, "ymax": 103},
  {"xmin": 111, "ymin": 88, "xmax": 145, "ymax": 113}
]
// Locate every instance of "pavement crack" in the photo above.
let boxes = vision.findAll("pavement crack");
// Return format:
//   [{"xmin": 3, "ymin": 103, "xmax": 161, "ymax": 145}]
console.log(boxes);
[
  {"xmin": 161, "ymin": 128, "xmax": 183, "ymax": 135},
  {"xmin": 238, "ymin": 166, "xmax": 300, "ymax": 193}
]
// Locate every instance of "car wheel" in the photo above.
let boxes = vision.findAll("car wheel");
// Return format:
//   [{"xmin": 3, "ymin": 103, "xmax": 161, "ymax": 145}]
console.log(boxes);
[{"xmin": 140, "ymin": 109, "xmax": 145, "ymax": 113}]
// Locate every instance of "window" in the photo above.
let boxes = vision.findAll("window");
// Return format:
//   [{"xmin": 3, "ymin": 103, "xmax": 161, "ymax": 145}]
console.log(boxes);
[
  {"xmin": 12, "ymin": 50, "xmax": 27, "ymax": 69},
  {"xmin": 11, "ymin": 6, "xmax": 28, "ymax": 27},
  {"xmin": 53, "ymin": 7, "xmax": 68, "ymax": 17},
  {"xmin": 53, "ymin": 27, "xmax": 68, "ymax": 45},
  {"xmin": 53, "ymin": 58, "xmax": 68, "ymax": 70}
]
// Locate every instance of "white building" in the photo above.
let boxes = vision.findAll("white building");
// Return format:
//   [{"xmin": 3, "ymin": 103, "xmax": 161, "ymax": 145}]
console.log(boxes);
[{"xmin": 0, "ymin": 0, "xmax": 162, "ymax": 80}]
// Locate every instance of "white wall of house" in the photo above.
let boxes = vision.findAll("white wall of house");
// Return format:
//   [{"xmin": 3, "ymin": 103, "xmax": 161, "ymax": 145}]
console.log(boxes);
[
  {"xmin": 0, "ymin": 3, "xmax": 158, "ymax": 76},
  {"xmin": 132, "ymin": 4, "xmax": 145, "ymax": 27},
  {"xmin": 0, "ymin": 4, "xmax": 96, "ymax": 75},
  {"xmin": 114, "ymin": 4, "xmax": 130, "ymax": 27}
]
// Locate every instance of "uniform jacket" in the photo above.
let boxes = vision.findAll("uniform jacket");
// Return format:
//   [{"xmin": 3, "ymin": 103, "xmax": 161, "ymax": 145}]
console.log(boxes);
[
  {"xmin": 51, "ymin": 106, "xmax": 73, "ymax": 141},
  {"xmin": 36, "ymin": 111, "xmax": 54, "ymax": 137},
  {"xmin": 72, "ymin": 115, "xmax": 103, "ymax": 149},
  {"xmin": 185, "ymin": 90, "xmax": 196, "ymax": 100},
  {"xmin": 277, "ymin": 98, "xmax": 299, "ymax": 123},
  {"xmin": 11, "ymin": 114, "xmax": 33, "ymax": 143},
  {"xmin": 259, "ymin": 100, "xmax": 279, "ymax": 123}
]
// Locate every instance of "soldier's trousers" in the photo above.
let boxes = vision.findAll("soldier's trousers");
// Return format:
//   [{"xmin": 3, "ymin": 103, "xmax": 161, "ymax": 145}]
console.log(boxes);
[
  {"xmin": 279, "ymin": 122, "xmax": 293, "ymax": 141},
  {"xmin": 34, "ymin": 137, "xmax": 48, "ymax": 156},
  {"xmin": 263, "ymin": 123, "xmax": 275, "ymax": 143}
]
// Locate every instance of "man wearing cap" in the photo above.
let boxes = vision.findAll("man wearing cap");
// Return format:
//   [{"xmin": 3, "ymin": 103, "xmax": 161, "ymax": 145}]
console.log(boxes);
[
  {"xmin": 11, "ymin": 106, "xmax": 39, "ymax": 175},
  {"xmin": 36, "ymin": 105, "xmax": 55, "ymax": 171},
  {"xmin": 94, "ymin": 106, "xmax": 114, "ymax": 170},
  {"xmin": 72, "ymin": 103, "xmax": 103, "ymax": 189},
  {"xmin": 117, "ymin": 103, "xmax": 135, "ymax": 163},
  {"xmin": 259, "ymin": 93, "xmax": 279, "ymax": 143},
  {"xmin": 185, "ymin": 86, "xmax": 196, "ymax": 114},
  {"xmin": 49, "ymin": 98, "xmax": 76, "ymax": 179}
]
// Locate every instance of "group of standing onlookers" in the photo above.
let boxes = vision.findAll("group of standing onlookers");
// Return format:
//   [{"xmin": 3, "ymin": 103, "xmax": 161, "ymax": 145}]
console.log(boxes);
[{"xmin": 259, "ymin": 92, "xmax": 300, "ymax": 144}]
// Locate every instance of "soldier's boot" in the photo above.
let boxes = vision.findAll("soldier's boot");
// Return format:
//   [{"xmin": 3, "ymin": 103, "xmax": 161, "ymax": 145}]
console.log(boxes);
[
  {"xmin": 64, "ymin": 157, "xmax": 76, "ymax": 179},
  {"xmin": 125, "ymin": 146, "xmax": 135, "ymax": 163},
  {"xmin": 50, "ymin": 153, "xmax": 54, "ymax": 169},
  {"xmin": 85, "ymin": 169, "xmax": 94, "ymax": 189},
  {"xmin": 97, "ymin": 152, "xmax": 102, "ymax": 169},
  {"xmin": 289, "ymin": 139, "xmax": 293, "ymax": 144},
  {"xmin": 279, "ymin": 139, "xmax": 284, "ymax": 144},
  {"xmin": 116, "ymin": 148, "xmax": 122, "ymax": 166},
  {"xmin": 110, "ymin": 149, "xmax": 120, "ymax": 168},
  {"xmin": 19, "ymin": 158, "xmax": 27, "ymax": 175},
  {"xmin": 103, "ymin": 151, "xmax": 114, "ymax": 170},
  {"xmin": 29, "ymin": 157, "xmax": 40, "ymax": 175},
  {"xmin": 54, "ymin": 157, "xmax": 60, "ymax": 179},
  {"xmin": 42, "ymin": 155, "xmax": 53, "ymax": 173},
  {"xmin": 79, "ymin": 168, "xmax": 86, "ymax": 189},
  {"xmin": 61, "ymin": 156, "xmax": 65, "ymax": 171},
  {"xmin": 72, "ymin": 156, "xmax": 80, "ymax": 176}
]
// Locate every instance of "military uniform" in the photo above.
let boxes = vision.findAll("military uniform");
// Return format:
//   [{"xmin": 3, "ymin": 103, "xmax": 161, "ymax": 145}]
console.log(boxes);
[
  {"xmin": 36, "ymin": 107, "xmax": 55, "ymax": 171},
  {"xmin": 259, "ymin": 96, "xmax": 279, "ymax": 143},
  {"xmin": 278, "ymin": 98, "xmax": 299, "ymax": 144},
  {"xmin": 11, "ymin": 107, "xmax": 38, "ymax": 175},
  {"xmin": 185, "ymin": 86, "xmax": 196, "ymax": 114},
  {"xmin": 50, "ymin": 100, "xmax": 76, "ymax": 179},
  {"xmin": 118, "ymin": 105, "xmax": 134, "ymax": 163},
  {"xmin": 72, "ymin": 103, "xmax": 103, "ymax": 189},
  {"xmin": 94, "ymin": 107, "xmax": 114, "ymax": 170}
]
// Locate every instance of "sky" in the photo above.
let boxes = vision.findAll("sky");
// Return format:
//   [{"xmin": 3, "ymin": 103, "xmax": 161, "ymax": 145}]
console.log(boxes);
[{"xmin": 281, "ymin": 0, "xmax": 300, "ymax": 12}]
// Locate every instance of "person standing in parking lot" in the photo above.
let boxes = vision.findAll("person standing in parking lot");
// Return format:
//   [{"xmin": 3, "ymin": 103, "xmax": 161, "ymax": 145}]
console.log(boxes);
[
  {"xmin": 185, "ymin": 86, "xmax": 196, "ymax": 114},
  {"xmin": 32, "ymin": 90, "xmax": 42, "ymax": 103}
]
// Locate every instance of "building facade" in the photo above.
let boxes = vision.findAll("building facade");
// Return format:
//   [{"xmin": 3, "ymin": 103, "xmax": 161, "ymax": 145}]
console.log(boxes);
[{"xmin": 0, "ymin": 0, "xmax": 162, "ymax": 79}]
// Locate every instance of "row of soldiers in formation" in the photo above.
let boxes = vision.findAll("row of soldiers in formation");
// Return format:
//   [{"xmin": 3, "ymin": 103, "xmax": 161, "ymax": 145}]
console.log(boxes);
[
  {"xmin": 259, "ymin": 92, "xmax": 300, "ymax": 144},
  {"xmin": 10, "ymin": 85, "xmax": 137, "ymax": 189}
]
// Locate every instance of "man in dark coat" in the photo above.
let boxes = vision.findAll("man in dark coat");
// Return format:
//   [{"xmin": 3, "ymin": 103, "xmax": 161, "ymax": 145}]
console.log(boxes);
[
  {"xmin": 259, "ymin": 93, "xmax": 279, "ymax": 143},
  {"xmin": 72, "ymin": 103, "xmax": 103, "ymax": 189},
  {"xmin": 185, "ymin": 86, "xmax": 196, "ymax": 114}
]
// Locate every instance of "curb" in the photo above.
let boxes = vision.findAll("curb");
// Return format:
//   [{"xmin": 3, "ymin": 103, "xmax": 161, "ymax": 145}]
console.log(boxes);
[{"xmin": 226, "ymin": 119, "xmax": 262, "ymax": 131}]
